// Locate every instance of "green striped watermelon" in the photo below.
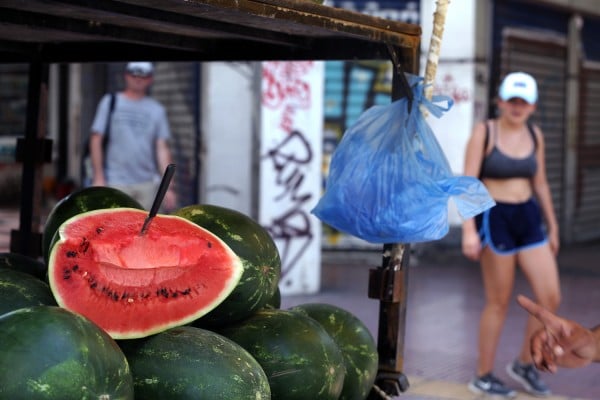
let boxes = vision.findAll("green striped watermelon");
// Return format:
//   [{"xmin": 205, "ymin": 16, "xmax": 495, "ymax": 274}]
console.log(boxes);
[
  {"xmin": 0, "ymin": 252, "xmax": 47, "ymax": 281},
  {"xmin": 263, "ymin": 285, "xmax": 281, "ymax": 309},
  {"xmin": 218, "ymin": 308, "xmax": 345, "ymax": 400},
  {"xmin": 42, "ymin": 186, "xmax": 143, "ymax": 262},
  {"xmin": 0, "ymin": 268, "xmax": 56, "ymax": 316},
  {"xmin": 0, "ymin": 306, "xmax": 133, "ymax": 399},
  {"xmin": 290, "ymin": 303, "xmax": 378, "ymax": 400},
  {"xmin": 174, "ymin": 204, "xmax": 281, "ymax": 327},
  {"xmin": 120, "ymin": 326, "xmax": 270, "ymax": 399}
]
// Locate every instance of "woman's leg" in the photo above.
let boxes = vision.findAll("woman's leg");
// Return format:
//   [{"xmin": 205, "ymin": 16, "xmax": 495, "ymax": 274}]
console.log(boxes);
[
  {"xmin": 477, "ymin": 248, "xmax": 517, "ymax": 375},
  {"xmin": 516, "ymin": 244, "xmax": 561, "ymax": 363}
]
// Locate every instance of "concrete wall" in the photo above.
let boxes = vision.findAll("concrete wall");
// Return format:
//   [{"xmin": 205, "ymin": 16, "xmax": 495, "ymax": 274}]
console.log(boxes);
[{"xmin": 202, "ymin": 62, "xmax": 256, "ymax": 217}]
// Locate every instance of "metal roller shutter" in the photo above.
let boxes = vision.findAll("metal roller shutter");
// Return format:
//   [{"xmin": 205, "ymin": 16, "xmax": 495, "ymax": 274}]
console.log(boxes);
[
  {"xmin": 573, "ymin": 63, "xmax": 600, "ymax": 240},
  {"xmin": 151, "ymin": 62, "xmax": 200, "ymax": 207}
]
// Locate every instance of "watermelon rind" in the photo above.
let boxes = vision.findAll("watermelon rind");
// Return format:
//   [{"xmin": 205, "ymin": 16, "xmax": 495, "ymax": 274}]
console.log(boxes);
[
  {"xmin": 175, "ymin": 204, "xmax": 281, "ymax": 327},
  {"xmin": 48, "ymin": 207, "xmax": 244, "ymax": 339},
  {"xmin": 218, "ymin": 308, "xmax": 346, "ymax": 400},
  {"xmin": 0, "ymin": 268, "xmax": 56, "ymax": 316},
  {"xmin": 42, "ymin": 186, "xmax": 143, "ymax": 262},
  {"xmin": 120, "ymin": 326, "xmax": 271, "ymax": 400},
  {"xmin": 263, "ymin": 285, "xmax": 281, "ymax": 310},
  {"xmin": 0, "ymin": 252, "xmax": 48, "ymax": 281},
  {"xmin": 290, "ymin": 303, "xmax": 379, "ymax": 400},
  {"xmin": 0, "ymin": 306, "xmax": 134, "ymax": 400}
]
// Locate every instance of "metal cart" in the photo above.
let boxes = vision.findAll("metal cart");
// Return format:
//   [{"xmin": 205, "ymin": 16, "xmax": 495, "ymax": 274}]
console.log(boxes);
[{"xmin": 0, "ymin": 1, "xmax": 421, "ymax": 397}]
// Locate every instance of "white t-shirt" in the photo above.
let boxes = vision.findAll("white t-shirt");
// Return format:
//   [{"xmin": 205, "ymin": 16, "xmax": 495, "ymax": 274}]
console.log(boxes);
[{"xmin": 91, "ymin": 93, "xmax": 171, "ymax": 185}]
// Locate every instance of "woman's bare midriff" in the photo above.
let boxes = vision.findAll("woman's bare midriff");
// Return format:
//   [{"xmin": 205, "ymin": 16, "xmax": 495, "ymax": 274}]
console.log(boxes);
[{"xmin": 482, "ymin": 177, "xmax": 533, "ymax": 203}]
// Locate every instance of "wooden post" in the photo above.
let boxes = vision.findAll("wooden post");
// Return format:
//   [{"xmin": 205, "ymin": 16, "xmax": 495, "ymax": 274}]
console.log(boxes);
[
  {"xmin": 368, "ymin": 2, "xmax": 450, "ymax": 398},
  {"xmin": 367, "ymin": 52, "xmax": 412, "ymax": 400}
]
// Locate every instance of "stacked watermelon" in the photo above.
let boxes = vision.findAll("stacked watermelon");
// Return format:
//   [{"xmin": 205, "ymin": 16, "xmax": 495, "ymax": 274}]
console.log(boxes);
[{"xmin": 0, "ymin": 186, "xmax": 379, "ymax": 400}]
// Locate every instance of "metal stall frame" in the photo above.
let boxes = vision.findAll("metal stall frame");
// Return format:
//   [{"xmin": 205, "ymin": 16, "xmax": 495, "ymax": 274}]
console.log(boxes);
[{"xmin": 0, "ymin": 1, "xmax": 421, "ymax": 397}]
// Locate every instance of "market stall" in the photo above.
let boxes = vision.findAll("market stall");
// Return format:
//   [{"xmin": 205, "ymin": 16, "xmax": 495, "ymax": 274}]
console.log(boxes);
[{"xmin": 0, "ymin": 1, "xmax": 421, "ymax": 397}]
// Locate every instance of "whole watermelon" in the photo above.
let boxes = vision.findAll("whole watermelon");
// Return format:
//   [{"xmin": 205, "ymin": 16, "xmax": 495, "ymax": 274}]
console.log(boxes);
[
  {"xmin": 120, "ymin": 326, "xmax": 270, "ymax": 399},
  {"xmin": 290, "ymin": 303, "xmax": 379, "ymax": 400},
  {"xmin": 0, "ymin": 252, "xmax": 47, "ymax": 281},
  {"xmin": 0, "ymin": 306, "xmax": 134, "ymax": 399},
  {"xmin": 42, "ymin": 186, "xmax": 143, "ymax": 262},
  {"xmin": 175, "ymin": 204, "xmax": 281, "ymax": 327},
  {"xmin": 218, "ymin": 308, "xmax": 345, "ymax": 400},
  {"xmin": 0, "ymin": 268, "xmax": 56, "ymax": 316},
  {"xmin": 263, "ymin": 285, "xmax": 281, "ymax": 309}
]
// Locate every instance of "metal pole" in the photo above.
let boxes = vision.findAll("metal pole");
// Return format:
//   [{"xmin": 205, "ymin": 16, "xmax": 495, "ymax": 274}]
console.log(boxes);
[{"xmin": 10, "ymin": 61, "xmax": 49, "ymax": 257}]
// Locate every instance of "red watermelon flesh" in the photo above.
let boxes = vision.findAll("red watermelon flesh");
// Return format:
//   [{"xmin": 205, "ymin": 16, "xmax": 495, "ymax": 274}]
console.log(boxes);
[{"xmin": 48, "ymin": 208, "xmax": 243, "ymax": 339}]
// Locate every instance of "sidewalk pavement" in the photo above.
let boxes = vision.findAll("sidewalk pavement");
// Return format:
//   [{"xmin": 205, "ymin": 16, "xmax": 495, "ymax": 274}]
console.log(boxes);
[
  {"xmin": 282, "ymin": 245, "xmax": 600, "ymax": 400},
  {"xmin": 2, "ymin": 208, "xmax": 599, "ymax": 399}
]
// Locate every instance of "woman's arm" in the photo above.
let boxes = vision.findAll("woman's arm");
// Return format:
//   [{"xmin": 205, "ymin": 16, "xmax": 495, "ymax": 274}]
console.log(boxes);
[{"xmin": 461, "ymin": 121, "xmax": 487, "ymax": 261}]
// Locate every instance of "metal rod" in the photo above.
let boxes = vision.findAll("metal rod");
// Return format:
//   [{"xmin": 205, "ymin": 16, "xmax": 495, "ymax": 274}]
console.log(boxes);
[{"xmin": 139, "ymin": 164, "xmax": 176, "ymax": 235}]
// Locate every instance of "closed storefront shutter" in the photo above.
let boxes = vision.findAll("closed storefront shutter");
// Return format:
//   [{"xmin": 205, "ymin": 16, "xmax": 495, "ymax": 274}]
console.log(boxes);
[
  {"xmin": 573, "ymin": 63, "xmax": 600, "ymax": 240},
  {"xmin": 151, "ymin": 62, "xmax": 199, "ymax": 207}
]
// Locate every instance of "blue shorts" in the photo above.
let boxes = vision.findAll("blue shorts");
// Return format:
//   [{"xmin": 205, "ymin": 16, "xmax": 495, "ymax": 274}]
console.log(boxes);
[{"xmin": 475, "ymin": 198, "xmax": 547, "ymax": 255}]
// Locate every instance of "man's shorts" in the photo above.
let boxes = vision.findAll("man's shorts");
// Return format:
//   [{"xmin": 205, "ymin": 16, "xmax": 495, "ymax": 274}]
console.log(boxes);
[
  {"xmin": 475, "ymin": 198, "xmax": 547, "ymax": 255},
  {"xmin": 110, "ymin": 181, "xmax": 159, "ymax": 211}
]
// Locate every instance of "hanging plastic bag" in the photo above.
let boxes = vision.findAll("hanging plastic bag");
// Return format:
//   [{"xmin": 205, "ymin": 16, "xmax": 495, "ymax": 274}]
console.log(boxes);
[{"xmin": 312, "ymin": 74, "xmax": 494, "ymax": 243}]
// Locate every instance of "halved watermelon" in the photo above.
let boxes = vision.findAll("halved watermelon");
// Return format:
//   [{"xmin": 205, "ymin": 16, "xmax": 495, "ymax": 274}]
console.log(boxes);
[
  {"xmin": 48, "ymin": 208, "xmax": 243, "ymax": 339},
  {"xmin": 42, "ymin": 186, "xmax": 144, "ymax": 262}
]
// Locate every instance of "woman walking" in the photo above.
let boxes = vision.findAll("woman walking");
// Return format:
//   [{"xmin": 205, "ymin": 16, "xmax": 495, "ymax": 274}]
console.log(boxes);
[{"xmin": 462, "ymin": 72, "xmax": 561, "ymax": 397}]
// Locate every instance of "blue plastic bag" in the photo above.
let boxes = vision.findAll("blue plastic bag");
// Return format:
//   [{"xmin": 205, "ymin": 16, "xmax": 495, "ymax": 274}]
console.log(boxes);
[{"xmin": 312, "ymin": 74, "xmax": 494, "ymax": 243}]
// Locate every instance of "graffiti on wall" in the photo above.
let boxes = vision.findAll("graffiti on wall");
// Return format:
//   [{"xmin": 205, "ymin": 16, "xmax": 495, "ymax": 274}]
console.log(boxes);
[
  {"xmin": 433, "ymin": 73, "xmax": 471, "ymax": 104},
  {"xmin": 260, "ymin": 61, "xmax": 322, "ymax": 290},
  {"xmin": 261, "ymin": 130, "xmax": 313, "ymax": 281}
]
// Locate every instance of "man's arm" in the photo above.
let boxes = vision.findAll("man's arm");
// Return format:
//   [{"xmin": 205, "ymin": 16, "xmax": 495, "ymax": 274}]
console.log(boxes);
[
  {"xmin": 156, "ymin": 138, "xmax": 176, "ymax": 211},
  {"xmin": 89, "ymin": 132, "xmax": 106, "ymax": 186}
]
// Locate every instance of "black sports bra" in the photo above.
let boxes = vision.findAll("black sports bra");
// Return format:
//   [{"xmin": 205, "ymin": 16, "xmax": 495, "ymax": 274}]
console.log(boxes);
[{"xmin": 479, "ymin": 121, "xmax": 538, "ymax": 179}]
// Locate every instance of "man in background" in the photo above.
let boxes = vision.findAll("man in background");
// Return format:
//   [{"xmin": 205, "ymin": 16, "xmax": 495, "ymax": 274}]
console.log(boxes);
[{"xmin": 89, "ymin": 62, "xmax": 176, "ymax": 211}]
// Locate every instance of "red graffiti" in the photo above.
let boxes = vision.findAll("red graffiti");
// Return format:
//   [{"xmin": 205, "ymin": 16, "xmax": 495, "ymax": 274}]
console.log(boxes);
[
  {"xmin": 262, "ymin": 61, "xmax": 314, "ymax": 110},
  {"xmin": 433, "ymin": 73, "xmax": 470, "ymax": 104},
  {"xmin": 279, "ymin": 105, "xmax": 295, "ymax": 133}
]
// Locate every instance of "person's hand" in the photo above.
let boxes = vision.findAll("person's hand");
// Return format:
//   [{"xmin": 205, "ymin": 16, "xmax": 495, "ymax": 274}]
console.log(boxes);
[
  {"xmin": 548, "ymin": 229, "xmax": 560, "ymax": 256},
  {"xmin": 517, "ymin": 295, "xmax": 596, "ymax": 372},
  {"xmin": 461, "ymin": 230, "xmax": 481, "ymax": 261},
  {"xmin": 92, "ymin": 177, "xmax": 106, "ymax": 187}
]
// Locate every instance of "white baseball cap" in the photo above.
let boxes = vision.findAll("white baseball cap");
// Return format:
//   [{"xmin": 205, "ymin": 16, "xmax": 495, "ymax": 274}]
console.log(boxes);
[
  {"xmin": 499, "ymin": 72, "xmax": 538, "ymax": 104},
  {"xmin": 125, "ymin": 62, "xmax": 154, "ymax": 77}
]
